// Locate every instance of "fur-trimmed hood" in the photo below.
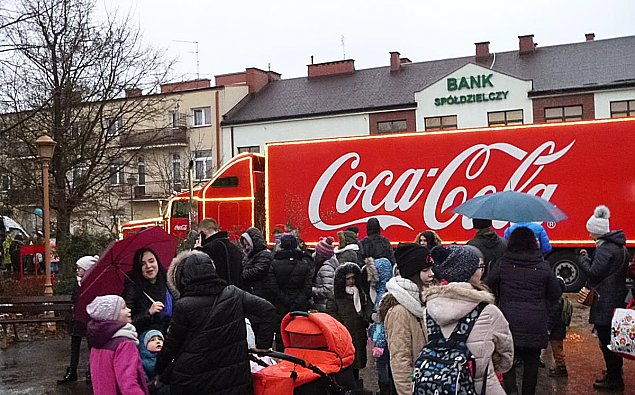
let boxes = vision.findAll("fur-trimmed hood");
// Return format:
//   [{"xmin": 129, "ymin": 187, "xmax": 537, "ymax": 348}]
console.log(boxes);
[
  {"xmin": 167, "ymin": 250, "xmax": 226, "ymax": 299},
  {"xmin": 333, "ymin": 262, "xmax": 362, "ymax": 297},
  {"xmin": 422, "ymin": 283, "xmax": 495, "ymax": 327}
]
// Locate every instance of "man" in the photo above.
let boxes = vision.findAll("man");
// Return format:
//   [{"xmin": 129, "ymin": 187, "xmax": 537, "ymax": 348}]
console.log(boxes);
[
  {"xmin": 196, "ymin": 218, "xmax": 243, "ymax": 286},
  {"xmin": 504, "ymin": 222, "xmax": 552, "ymax": 256},
  {"xmin": 466, "ymin": 218, "xmax": 507, "ymax": 279},
  {"xmin": 358, "ymin": 218, "xmax": 395, "ymax": 265}
]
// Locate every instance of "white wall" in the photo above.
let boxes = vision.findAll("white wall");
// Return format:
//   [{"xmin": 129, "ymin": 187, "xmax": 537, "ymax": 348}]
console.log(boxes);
[
  {"xmin": 594, "ymin": 89, "xmax": 635, "ymax": 119},
  {"xmin": 415, "ymin": 63, "xmax": 534, "ymax": 129},
  {"xmin": 221, "ymin": 113, "xmax": 369, "ymax": 163}
]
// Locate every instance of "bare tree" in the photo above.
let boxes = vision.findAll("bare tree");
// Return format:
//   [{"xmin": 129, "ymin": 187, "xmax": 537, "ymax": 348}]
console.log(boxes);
[{"xmin": 0, "ymin": 0, "xmax": 175, "ymax": 242}]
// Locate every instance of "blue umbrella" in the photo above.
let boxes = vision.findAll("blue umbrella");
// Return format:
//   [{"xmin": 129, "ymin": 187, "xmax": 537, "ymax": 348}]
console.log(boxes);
[{"xmin": 452, "ymin": 191, "xmax": 568, "ymax": 222}]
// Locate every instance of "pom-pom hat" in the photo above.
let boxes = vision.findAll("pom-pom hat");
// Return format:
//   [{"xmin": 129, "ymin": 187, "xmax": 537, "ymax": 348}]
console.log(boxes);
[
  {"xmin": 86, "ymin": 295, "xmax": 126, "ymax": 321},
  {"xmin": 433, "ymin": 245, "xmax": 480, "ymax": 283},
  {"xmin": 315, "ymin": 237, "xmax": 335, "ymax": 258},
  {"xmin": 586, "ymin": 205, "xmax": 610, "ymax": 235}
]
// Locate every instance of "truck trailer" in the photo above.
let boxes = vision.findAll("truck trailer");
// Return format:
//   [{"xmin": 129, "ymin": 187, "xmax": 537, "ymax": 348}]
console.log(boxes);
[{"xmin": 122, "ymin": 118, "xmax": 635, "ymax": 291}]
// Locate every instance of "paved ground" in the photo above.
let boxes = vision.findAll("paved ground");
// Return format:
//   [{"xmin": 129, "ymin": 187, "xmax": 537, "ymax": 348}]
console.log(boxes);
[{"xmin": 1, "ymin": 295, "xmax": 634, "ymax": 394}]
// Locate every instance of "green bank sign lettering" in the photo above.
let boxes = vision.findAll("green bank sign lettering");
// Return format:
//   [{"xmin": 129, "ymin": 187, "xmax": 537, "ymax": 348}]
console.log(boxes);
[{"xmin": 434, "ymin": 73, "xmax": 509, "ymax": 106}]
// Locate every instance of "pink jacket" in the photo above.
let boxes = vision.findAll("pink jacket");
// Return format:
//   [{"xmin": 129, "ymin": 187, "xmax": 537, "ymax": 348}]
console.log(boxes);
[{"xmin": 88, "ymin": 320, "xmax": 148, "ymax": 395}]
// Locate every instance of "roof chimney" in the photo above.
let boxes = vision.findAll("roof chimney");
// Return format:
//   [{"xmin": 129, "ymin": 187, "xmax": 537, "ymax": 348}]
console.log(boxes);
[
  {"xmin": 125, "ymin": 88, "xmax": 142, "ymax": 98},
  {"xmin": 475, "ymin": 41, "xmax": 491, "ymax": 63},
  {"xmin": 308, "ymin": 59, "xmax": 355, "ymax": 78},
  {"xmin": 390, "ymin": 51, "xmax": 401, "ymax": 72},
  {"xmin": 215, "ymin": 68, "xmax": 280, "ymax": 94},
  {"xmin": 518, "ymin": 35, "xmax": 536, "ymax": 55},
  {"xmin": 585, "ymin": 33, "xmax": 595, "ymax": 41}
]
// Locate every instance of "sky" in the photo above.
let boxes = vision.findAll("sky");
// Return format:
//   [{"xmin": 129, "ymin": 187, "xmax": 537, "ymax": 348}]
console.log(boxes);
[{"xmin": 104, "ymin": 0, "xmax": 635, "ymax": 82}]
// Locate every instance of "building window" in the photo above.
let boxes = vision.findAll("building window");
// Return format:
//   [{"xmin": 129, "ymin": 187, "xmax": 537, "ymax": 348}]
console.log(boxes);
[
  {"xmin": 237, "ymin": 146, "xmax": 260, "ymax": 154},
  {"xmin": 425, "ymin": 115, "xmax": 458, "ymax": 131},
  {"xmin": 0, "ymin": 174, "xmax": 11, "ymax": 191},
  {"xmin": 105, "ymin": 117, "xmax": 123, "ymax": 137},
  {"xmin": 610, "ymin": 100, "xmax": 635, "ymax": 118},
  {"xmin": 172, "ymin": 154, "xmax": 182, "ymax": 189},
  {"xmin": 544, "ymin": 106, "xmax": 582, "ymax": 123},
  {"xmin": 137, "ymin": 157, "xmax": 145, "ymax": 186},
  {"xmin": 194, "ymin": 150, "xmax": 213, "ymax": 181},
  {"xmin": 377, "ymin": 120, "xmax": 407, "ymax": 133},
  {"xmin": 488, "ymin": 110, "xmax": 524, "ymax": 126},
  {"xmin": 192, "ymin": 107, "xmax": 211, "ymax": 126},
  {"xmin": 109, "ymin": 162, "xmax": 124, "ymax": 185}
]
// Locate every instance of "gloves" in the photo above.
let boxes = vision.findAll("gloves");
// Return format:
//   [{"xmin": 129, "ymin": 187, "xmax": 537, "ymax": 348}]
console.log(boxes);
[{"xmin": 372, "ymin": 347, "xmax": 384, "ymax": 358}]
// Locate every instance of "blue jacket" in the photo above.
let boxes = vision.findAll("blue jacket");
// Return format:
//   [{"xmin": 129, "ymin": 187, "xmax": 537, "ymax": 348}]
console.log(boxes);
[{"xmin": 504, "ymin": 222, "xmax": 552, "ymax": 256}]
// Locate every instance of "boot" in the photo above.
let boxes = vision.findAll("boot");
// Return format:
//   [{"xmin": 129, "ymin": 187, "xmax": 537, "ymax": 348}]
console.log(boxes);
[
  {"xmin": 85, "ymin": 370, "xmax": 91, "ymax": 385},
  {"xmin": 548, "ymin": 366, "xmax": 568, "ymax": 377},
  {"xmin": 593, "ymin": 379, "xmax": 624, "ymax": 391},
  {"xmin": 57, "ymin": 367, "xmax": 78, "ymax": 384}
]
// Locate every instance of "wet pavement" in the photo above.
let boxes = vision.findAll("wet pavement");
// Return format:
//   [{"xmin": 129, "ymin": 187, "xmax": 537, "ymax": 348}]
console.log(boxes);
[{"xmin": 1, "ymin": 295, "xmax": 633, "ymax": 394}]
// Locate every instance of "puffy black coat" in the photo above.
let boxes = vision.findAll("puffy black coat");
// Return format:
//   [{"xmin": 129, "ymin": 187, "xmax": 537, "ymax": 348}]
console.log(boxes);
[
  {"xmin": 579, "ymin": 230, "xmax": 629, "ymax": 325},
  {"xmin": 467, "ymin": 227, "xmax": 507, "ymax": 279},
  {"xmin": 240, "ymin": 228, "xmax": 272, "ymax": 298},
  {"xmin": 197, "ymin": 231, "xmax": 243, "ymax": 287},
  {"xmin": 359, "ymin": 218, "xmax": 395, "ymax": 265},
  {"xmin": 70, "ymin": 282, "xmax": 87, "ymax": 336},
  {"xmin": 264, "ymin": 248, "xmax": 313, "ymax": 318},
  {"xmin": 486, "ymin": 249, "xmax": 561, "ymax": 349},
  {"xmin": 547, "ymin": 280, "xmax": 567, "ymax": 341},
  {"xmin": 157, "ymin": 250, "xmax": 275, "ymax": 395}
]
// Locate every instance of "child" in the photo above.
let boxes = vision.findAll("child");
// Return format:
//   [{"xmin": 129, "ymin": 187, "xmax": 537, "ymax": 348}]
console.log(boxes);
[
  {"xmin": 86, "ymin": 295, "xmax": 149, "ymax": 395},
  {"xmin": 326, "ymin": 262, "xmax": 371, "ymax": 387},
  {"xmin": 57, "ymin": 255, "xmax": 98, "ymax": 385},
  {"xmin": 546, "ymin": 276, "xmax": 570, "ymax": 377},
  {"xmin": 139, "ymin": 330, "xmax": 166, "ymax": 394}
]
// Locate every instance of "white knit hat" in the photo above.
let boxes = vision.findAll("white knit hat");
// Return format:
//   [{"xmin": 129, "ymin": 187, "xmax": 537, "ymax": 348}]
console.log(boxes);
[
  {"xmin": 76, "ymin": 255, "xmax": 99, "ymax": 271},
  {"xmin": 586, "ymin": 205, "xmax": 610, "ymax": 236},
  {"xmin": 86, "ymin": 295, "xmax": 126, "ymax": 321}
]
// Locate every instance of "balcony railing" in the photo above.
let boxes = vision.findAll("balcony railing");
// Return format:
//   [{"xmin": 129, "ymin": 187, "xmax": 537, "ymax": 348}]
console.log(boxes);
[{"xmin": 119, "ymin": 127, "xmax": 188, "ymax": 149}]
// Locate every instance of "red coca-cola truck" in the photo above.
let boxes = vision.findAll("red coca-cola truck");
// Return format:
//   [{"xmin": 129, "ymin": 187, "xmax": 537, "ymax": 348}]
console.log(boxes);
[{"xmin": 122, "ymin": 118, "xmax": 635, "ymax": 291}]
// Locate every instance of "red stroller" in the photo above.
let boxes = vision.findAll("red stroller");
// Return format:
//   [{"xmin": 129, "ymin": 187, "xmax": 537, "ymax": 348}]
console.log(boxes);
[{"xmin": 252, "ymin": 311, "xmax": 357, "ymax": 395}]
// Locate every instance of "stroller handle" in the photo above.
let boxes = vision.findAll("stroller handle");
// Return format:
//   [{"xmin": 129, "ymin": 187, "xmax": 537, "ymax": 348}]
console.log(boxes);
[
  {"xmin": 289, "ymin": 311, "xmax": 310, "ymax": 317},
  {"xmin": 249, "ymin": 349, "xmax": 328, "ymax": 379}
]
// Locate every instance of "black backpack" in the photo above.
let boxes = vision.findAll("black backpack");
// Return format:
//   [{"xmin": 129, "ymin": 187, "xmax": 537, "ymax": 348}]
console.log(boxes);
[{"xmin": 412, "ymin": 302, "xmax": 488, "ymax": 395}]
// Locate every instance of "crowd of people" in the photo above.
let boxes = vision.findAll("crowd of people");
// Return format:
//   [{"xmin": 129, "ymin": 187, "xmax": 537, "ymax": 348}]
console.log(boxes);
[{"xmin": 56, "ymin": 205, "xmax": 633, "ymax": 395}]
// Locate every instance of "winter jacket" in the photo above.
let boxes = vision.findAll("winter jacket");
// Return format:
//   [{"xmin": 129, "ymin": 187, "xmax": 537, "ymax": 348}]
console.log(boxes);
[
  {"xmin": 326, "ymin": 263, "xmax": 371, "ymax": 370},
  {"xmin": 578, "ymin": 230, "xmax": 629, "ymax": 325},
  {"xmin": 422, "ymin": 283, "xmax": 514, "ymax": 395},
  {"xmin": 379, "ymin": 277, "xmax": 426, "ymax": 395},
  {"xmin": 365, "ymin": 257, "xmax": 393, "ymax": 350},
  {"xmin": 467, "ymin": 227, "xmax": 507, "ymax": 278},
  {"xmin": 70, "ymin": 282, "xmax": 87, "ymax": 336},
  {"xmin": 157, "ymin": 250, "xmax": 275, "ymax": 395},
  {"xmin": 504, "ymin": 222, "xmax": 552, "ymax": 256},
  {"xmin": 138, "ymin": 334, "xmax": 158, "ymax": 383},
  {"xmin": 263, "ymin": 248, "xmax": 314, "ymax": 319},
  {"xmin": 197, "ymin": 230, "xmax": 243, "ymax": 286},
  {"xmin": 335, "ymin": 244, "xmax": 359, "ymax": 267},
  {"xmin": 240, "ymin": 228, "xmax": 272, "ymax": 298},
  {"xmin": 486, "ymin": 249, "xmax": 562, "ymax": 349},
  {"xmin": 359, "ymin": 218, "xmax": 396, "ymax": 265},
  {"xmin": 311, "ymin": 256, "xmax": 340, "ymax": 312},
  {"xmin": 87, "ymin": 320, "xmax": 148, "ymax": 395},
  {"xmin": 123, "ymin": 268, "xmax": 173, "ymax": 335},
  {"xmin": 547, "ymin": 279, "xmax": 567, "ymax": 340}
]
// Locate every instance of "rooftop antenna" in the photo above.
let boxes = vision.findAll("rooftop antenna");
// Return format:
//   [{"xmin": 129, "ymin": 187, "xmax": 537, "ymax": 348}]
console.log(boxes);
[
  {"xmin": 341, "ymin": 35, "xmax": 346, "ymax": 59},
  {"xmin": 173, "ymin": 40, "xmax": 200, "ymax": 79}
]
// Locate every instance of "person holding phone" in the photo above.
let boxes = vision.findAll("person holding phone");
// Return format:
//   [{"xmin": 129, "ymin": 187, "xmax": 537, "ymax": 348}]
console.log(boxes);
[{"xmin": 196, "ymin": 218, "xmax": 243, "ymax": 286}]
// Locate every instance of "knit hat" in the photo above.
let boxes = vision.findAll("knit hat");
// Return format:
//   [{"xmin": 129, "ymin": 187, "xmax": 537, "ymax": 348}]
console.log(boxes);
[
  {"xmin": 472, "ymin": 218, "xmax": 492, "ymax": 230},
  {"xmin": 280, "ymin": 233, "xmax": 298, "ymax": 250},
  {"xmin": 316, "ymin": 236, "xmax": 335, "ymax": 258},
  {"xmin": 76, "ymin": 255, "xmax": 98, "ymax": 271},
  {"xmin": 394, "ymin": 243, "xmax": 432, "ymax": 279},
  {"xmin": 433, "ymin": 245, "xmax": 480, "ymax": 283},
  {"xmin": 86, "ymin": 295, "xmax": 126, "ymax": 321},
  {"xmin": 586, "ymin": 205, "xmax": 610, "ymax": 235},
  {"xmin": 143, "ymin": 330, "xmax": 164, "ymax": 347}
]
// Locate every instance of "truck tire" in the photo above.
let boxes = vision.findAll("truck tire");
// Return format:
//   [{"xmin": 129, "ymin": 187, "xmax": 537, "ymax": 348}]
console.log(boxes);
[{"xmin": 548, "ymin": 250, "xmax": 586, "ymax": 292}]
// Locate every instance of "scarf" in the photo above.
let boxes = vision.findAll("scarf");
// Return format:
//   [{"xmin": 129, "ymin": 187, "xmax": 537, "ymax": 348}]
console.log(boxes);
[
  {"xmin": 113, "ymin": 323, "xmax": 139, "ymax": 345},
  {"xmin": 385, "ymin": 276, "xmax": 424, "ymax": 318},
  {"xmin": 345, "ymin": 285, "xmax": 362, "ymax": 313}
]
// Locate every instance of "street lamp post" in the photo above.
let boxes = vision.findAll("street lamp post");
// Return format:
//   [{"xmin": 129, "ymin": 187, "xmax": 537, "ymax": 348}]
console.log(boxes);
[{"xmin": 35, "ymin": 135, "xmax": 56, "ymax": 296}]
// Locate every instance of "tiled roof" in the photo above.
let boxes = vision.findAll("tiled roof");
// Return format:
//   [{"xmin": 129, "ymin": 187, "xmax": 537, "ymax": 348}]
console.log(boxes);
[{"xmin": 223, "ymin": 36, "xmax": 635, "ymax": 125}]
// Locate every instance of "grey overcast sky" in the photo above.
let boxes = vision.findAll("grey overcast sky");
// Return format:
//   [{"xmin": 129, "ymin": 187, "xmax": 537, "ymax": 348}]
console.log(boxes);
[{"xmin": 106, "ymin": 0, "xmax": 634, "ymax": 82}]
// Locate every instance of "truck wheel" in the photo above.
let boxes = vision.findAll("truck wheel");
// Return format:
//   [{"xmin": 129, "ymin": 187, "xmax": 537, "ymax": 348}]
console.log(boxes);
[{"xmin": 548, "ymin": 250, "xmax": 586, "ymax": 292}]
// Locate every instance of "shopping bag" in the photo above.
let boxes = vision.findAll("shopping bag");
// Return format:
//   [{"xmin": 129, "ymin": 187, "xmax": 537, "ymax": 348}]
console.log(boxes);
[{"xmin": 608, "ymin": 298, "xmax": 635, "ymax": 360}]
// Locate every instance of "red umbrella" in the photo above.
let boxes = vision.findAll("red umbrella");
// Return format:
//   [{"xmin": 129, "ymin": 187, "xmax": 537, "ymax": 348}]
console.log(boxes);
[{"xmin": 77, "ymin": 226, "xmax": 178, "ymax": 324}]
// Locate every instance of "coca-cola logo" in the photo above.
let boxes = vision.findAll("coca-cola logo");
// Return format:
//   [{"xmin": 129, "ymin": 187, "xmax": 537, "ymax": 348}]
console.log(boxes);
[
  {"xmin": 308, "ymin": 140, "xmax": 575, "ymax": 231},
  {"xmin": 174, "ymin": 224, "xmax": 188, "ymax": 231}
]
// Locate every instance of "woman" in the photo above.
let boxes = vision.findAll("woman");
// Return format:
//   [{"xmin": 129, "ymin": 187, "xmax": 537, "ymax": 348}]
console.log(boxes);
[
  {"xmin": 240, "ymin": 227, "xmax": 272, "ymax": 299},
  {"xmin": 157, "ymin": 250, "xmax": 275, "ymax": 394},
  {"xmin": 486, "ymin": 227, "xmax": 561, "ymax": 395},
  {"xmin": 326, "ymin": 262, "xmax": 371, "ymax": 385},
  {"xmin": 123, "ymin": 248, "xmax": 173, "ymax": 334},
  {"xmin": 312, "ymin": 236, "xmax": 340, "ymax": 312},
  {"xmin": 424, "ymin": 245, "xmax": 514, "ymax": 394},
  {"xmin": 414, "ymin": 230, "xmax": 443, "ymax": 250},
  {"xmin": 379, "ymin": 243, "xmax": 434, "ymax": 395},
  {"xmin": 578, "ymin": 205, "xmax": 629, "ymax": 391}
]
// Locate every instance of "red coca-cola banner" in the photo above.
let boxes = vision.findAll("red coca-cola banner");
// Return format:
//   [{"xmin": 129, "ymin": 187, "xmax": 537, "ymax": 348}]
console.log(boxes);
[{"xmin": 266, "ymin": 118, "xmax": 635, "ymax": 246}]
